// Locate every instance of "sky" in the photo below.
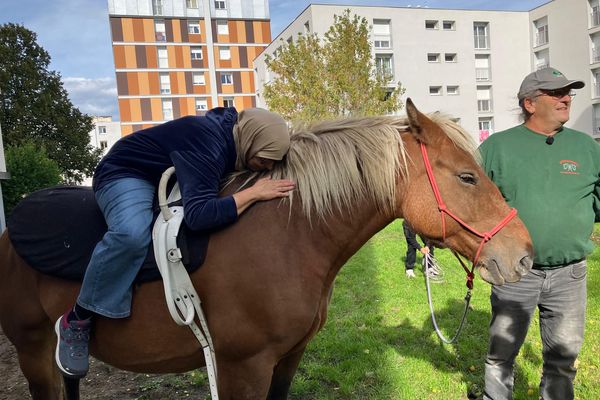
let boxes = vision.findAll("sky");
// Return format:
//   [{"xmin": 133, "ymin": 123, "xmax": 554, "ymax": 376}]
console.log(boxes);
[{"xmin": 0, "ymin": 0, "xmax": 550, "ymax": 120}]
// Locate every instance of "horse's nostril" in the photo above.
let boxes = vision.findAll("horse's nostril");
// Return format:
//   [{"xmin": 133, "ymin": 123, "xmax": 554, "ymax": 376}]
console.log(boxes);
[{"xmin": 518, "ymin": 255, "xmax": 533, "ymax": 275}]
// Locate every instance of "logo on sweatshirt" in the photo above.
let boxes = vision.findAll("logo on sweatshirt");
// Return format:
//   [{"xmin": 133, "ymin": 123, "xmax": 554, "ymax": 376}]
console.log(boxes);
[{"xmin": 560, "ymin": 160, "xmax": 579, "ymax": 175}]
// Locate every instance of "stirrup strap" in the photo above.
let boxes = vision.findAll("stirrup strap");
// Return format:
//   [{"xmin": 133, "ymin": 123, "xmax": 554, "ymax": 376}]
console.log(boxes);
[{"xmin": 153, "ymin": 167, "xmax": 219, "ymax": 399}]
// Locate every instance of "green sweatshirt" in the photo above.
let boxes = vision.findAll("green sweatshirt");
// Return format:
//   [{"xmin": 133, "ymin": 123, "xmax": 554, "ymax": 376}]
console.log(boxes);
[{"xmin": 479, "ymin": 124, "xmax": 600, "ymax": 268}]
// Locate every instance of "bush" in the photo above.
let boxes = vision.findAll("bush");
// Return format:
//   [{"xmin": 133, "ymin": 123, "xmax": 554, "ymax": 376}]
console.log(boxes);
[{"xmin": 2, "ymin": 141, "xmax": 62, "ymax": 215}]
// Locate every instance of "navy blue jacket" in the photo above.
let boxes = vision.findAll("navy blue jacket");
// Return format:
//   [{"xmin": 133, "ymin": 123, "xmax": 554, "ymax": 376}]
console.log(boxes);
[{"xmin": 93, "ymin": 108, "xmax": 238, "ymax": 231}]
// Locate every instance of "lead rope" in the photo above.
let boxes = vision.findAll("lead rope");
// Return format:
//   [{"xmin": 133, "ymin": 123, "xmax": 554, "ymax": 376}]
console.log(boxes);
[{"xmin": 424, "ymin": 253, "xmax": 472, "ymax": 344}]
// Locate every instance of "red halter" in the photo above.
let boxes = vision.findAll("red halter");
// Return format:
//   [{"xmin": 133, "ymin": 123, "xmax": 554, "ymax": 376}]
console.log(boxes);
[{"xmin": 419, "ymin": 142, "xmax": 517, "ymax": 289}]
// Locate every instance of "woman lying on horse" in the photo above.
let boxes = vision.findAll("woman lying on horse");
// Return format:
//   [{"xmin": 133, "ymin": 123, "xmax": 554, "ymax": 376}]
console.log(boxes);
[{"xmin": 55, "ymin": 107, "xmax": 295, "ymax": 379}]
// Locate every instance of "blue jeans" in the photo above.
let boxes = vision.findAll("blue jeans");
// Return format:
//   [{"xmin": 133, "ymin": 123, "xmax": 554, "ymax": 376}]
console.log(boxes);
[
  {"xmin": 484, "ymin": 260, "xmax": 587, "ymax": 400},
  {"xmin": 77, "ymin": 178, "xmax": 155, "ymax": 318}
]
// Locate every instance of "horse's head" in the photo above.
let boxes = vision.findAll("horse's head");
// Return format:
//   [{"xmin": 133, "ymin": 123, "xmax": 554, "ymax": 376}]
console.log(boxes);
[{"xmin": 399, "ymin": 98, "xmax": 533, "ymax": 285}]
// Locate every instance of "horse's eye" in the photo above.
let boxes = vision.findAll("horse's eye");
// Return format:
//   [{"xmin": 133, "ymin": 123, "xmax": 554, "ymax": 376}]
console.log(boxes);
[{"xmin": 458, "ymin": 173, "xmax": 477, "ymax": 185}]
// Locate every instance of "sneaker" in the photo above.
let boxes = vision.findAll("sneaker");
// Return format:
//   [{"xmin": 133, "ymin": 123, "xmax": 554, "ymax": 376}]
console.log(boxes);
[
  {"xmin": 406, "ymin": 269, "xmax": 416, "ymax": 278},
  {"xmin": 55, "ymin": 312, "xmax": 92, "ymax": 378}
]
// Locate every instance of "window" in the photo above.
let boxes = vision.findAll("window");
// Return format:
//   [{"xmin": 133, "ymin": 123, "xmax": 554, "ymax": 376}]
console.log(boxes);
[
  {"xmin": 188, "ymin": 22, "xmax": 200, "ymax": 34},
  {"xmin": 475, "ymin": 54, "xmax": 490, "ymax": 81},
  {"xmin": 195, "ymin": 98, "xmax": 208, "ymax": 110},
  {"xmin": 160, "ymin": 73, "xmax": 171, "ymax": 94},
  {"xmin": 157, "ymin": 46, "xmax": 168, "ymax": 68},
  {"xmin": 223, "ymin": 97, "xmax": 234, "ymax": 108},
  {"xmin": 447, "ymin": 85, "xmax": 459, "ymax": 95},
  {"xmin": 427, "ymin": 53, "xmax": 440, "ymax": 62},
  {"xmin": 152, "ymin": 0, "xmax": 163, "ymax": 16},
  {"xmin": 473, "ymin": 22, "xmax": 489, "ymax": 49},
  {"xmin": 444, "ymin": 53, "xmax": 457, "ymax": 62},
  {"xmin": 535, "ymin": 49, "xmax": 550, "ymax": 70},
  {"xmin": 594, "ymin": 70, "xmax": 600, "ymax": 98},
  {"xmin": 478, "ymin": 117, "xmax": 494, "ymax": 142},
  {"xmin": 98, "ymin": 126, "xmax": 107, "ymax": 134},
  {"xmin": 186, "ymin": 0, "xmax": 198, "ymax": 8},
  {"xmin": 375, "ymin": 54, "xmax": 393, "ymax": 79},
  {"xmin": 592, "ymin": 3, "xmax": 600, "ymax": 27},
  {"xmin": 443, "ymin": 20, "xmax": 455, "ymax": 30},
  {"xmin": 192, "ymin": 72, "xmax": 205, "ymax": 85},
  {"xmin": 373, "ymin": 19, "xmax": 391, "ymax": 49},
  {"xmin": 425, "ymin": 20, "xmax": 438, "ymax": 30},
  {"xmin": 217, "ymin": 20, "xmax": 229, "ymax": 35},
  {"xmin": 155, "ymin": 20, "xmax": 166, "ymax": 42},
  {"xmin": 219, "ymin": 46, "xmax": 231, "ymax": 60},
  {"xmin": 191, "ymin": 47, "xmax": 203, "ymax": 60},
  {"xmin": 304, "ymin": 21, "xmax": 311, "ymax": 33},
  {"xmin": 429, "ymin": 86, "xmax": 442, "ymax": 95},
  {"xmin": 534, "ymin": 17, "xmax": 549, "ymax": 47},
  {"xmin": 162, "ymin": 99, "xmax": 173, "ymax": 120},
  {"xmin": 593, "ymin": 104, "xmax": 600, "ymax": 135},
  {"xmin": 99, "ymin": 140, "xmax": 108, "ymax": 150},
  {"xmin": 477, "ymin": 86, "xmax": 492, "ymax": 112},
  {"xmin": 214, "ymin": 0, "xmax": 226, "ymax": 9},
  {"xmin": 221, "ymin": 73, "xmax": 233, "ymax": 84}
]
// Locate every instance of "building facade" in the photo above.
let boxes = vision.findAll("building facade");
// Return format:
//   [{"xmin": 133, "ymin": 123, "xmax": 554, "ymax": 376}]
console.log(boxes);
[
  {"xmin": 83, "ymin": 116, "xmax": 122, "ymax": 186},
  {"xmin": 108, "ymin": 0, "xmax": 271, "ymax": 135},
  {"xmin": 254, "ymin": 0, "xmax": 600, "ymax": 142}
]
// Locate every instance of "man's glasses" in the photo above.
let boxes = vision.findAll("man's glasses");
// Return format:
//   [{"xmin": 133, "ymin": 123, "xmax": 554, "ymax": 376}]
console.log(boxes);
[{"xmin": 533, "ymin": 89, "xmax": 576, "ymax": 100}]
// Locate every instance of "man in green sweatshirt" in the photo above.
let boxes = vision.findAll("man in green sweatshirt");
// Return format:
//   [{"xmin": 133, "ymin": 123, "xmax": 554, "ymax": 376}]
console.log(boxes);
[{"xmin": 479, "ymin": 67, "xmax": 600, "ymax": 400}]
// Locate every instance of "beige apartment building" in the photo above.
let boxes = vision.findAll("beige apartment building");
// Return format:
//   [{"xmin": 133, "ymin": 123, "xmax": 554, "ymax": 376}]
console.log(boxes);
[{"xmin": 254, "ymin": 0, "xmax": 600, "ymax": 142}]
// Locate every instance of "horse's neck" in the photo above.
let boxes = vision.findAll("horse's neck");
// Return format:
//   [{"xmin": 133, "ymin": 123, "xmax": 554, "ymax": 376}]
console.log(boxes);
[{"xmin": 306, "ymin": 201, "xmax": 394, "ymax": 287}]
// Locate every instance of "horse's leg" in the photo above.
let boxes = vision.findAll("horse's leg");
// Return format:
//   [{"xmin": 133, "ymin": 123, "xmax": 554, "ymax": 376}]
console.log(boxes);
[
  {"xmin": 62, "ymin": 377, "xmax": 80, "ymax": 400},
  {"xmin": 13, "ymin": 325, "xmax": 63, "ymax": 400},
  {"xmin": 266, "ymin": 347, "xmax": 307, "ymax": 400},
  {"xmin": 217, "ymin": 353, "xmax": 276, "ymax": 400}
]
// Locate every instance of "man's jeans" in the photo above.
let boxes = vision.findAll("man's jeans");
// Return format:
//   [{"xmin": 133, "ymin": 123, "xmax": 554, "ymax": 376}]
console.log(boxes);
[
  {"xmin": 77, "ymin": 178, "xmax": 155, "ymax": 318},
  {"xmin": 484, "ymin": 260, "xmax": 587, "ymax": 400}
]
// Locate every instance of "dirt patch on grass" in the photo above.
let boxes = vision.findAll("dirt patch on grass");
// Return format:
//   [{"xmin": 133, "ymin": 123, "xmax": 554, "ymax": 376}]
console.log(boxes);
[{"xmin": 0, "ymin": 327, "xmax": 209, "ymax": 399}]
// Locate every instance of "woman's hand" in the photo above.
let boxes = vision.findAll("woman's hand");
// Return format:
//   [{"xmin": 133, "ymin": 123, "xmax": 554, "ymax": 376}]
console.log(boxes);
[
  {"xmin": 251, "ymin": 178, "xmax": 295, "ymax": 201},
  {"xmin": 232, "ymin": 178, "xmax": 295, "ymax": 215}
]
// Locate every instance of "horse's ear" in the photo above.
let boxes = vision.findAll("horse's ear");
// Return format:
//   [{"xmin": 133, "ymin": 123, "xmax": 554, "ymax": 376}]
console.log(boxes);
[{"xmin": 406, "ymin": 98, "xmax": 426, "ymax": 143}]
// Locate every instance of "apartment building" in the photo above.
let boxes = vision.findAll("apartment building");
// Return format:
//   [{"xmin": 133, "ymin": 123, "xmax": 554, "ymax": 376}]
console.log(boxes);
[
  {"xmin": 89, "ymin": 116, "xmax": 122, "ymax": 156},
  {"xmin": 108, "ymin": 0, "xmax": 271, "ymax": 135},
  {"xmin": 255, "ymin": 0, "xmax": 600, "ymax": 142}
]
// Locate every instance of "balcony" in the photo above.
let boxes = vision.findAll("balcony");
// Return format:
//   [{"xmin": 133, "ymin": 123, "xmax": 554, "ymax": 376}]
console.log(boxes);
[
  {"xmin": 476, "ymin": 68, "xmax": 490, "ymax": 81},
  {"xmin": 593, "ymin": 48, "xmax": 600, "ymax": 63},
  {"xmin": 592, "ymin": 7, "xmax": 600, "ymax": 27},
  {"xmin": 534, "ymin": 27, "xmax": 548, "ymax": 47},
  {"xmin": 474, "ymin": 35, "xmax": 489, "ymax": 49},
  {"xmin": 478, "ymin": 99, "xmax": 492, "ymax": 112}
]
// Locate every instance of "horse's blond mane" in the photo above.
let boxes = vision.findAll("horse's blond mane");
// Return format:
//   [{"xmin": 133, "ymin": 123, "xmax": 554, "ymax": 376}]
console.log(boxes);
[{"xmin": 229, "ymin": 112, "xmax": 476, "ymax": 221}]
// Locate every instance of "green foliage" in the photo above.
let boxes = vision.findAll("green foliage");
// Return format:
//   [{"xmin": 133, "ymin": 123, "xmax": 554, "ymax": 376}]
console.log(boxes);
[
  {"xmin": 2, "ymin": 141, "xmax": 62, "ymax": 215},
  {"xmin": 0, "ymin": 23, "xmax": 102, "ymax": 183},
  {"xmin": 264, "ymin": 10, "xmax": 404, "ymax": 124}
]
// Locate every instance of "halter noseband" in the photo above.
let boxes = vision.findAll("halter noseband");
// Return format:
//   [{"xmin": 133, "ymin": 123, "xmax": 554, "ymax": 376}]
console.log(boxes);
[{"xmin": 419, "ymin": 142, "xmax": 517, "ymax": 289}]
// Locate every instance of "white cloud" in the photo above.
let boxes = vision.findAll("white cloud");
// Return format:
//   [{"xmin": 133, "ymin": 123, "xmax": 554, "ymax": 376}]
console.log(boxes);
[{"xmin": 63, "ymin": 77, "xmax": 119, "ymax": 119}]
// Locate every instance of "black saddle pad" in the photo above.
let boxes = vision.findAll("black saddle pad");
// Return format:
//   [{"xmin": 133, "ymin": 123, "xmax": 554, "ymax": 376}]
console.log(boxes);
[{"xmin": 7, "ymin": 186, "xmax": 209, "ymax": 283}]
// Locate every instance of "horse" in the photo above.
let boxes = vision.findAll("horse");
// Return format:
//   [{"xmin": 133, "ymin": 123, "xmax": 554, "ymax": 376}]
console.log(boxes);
[{"xmin": 0, "ymin": 99, "xmax": 533, "ymax": 399}]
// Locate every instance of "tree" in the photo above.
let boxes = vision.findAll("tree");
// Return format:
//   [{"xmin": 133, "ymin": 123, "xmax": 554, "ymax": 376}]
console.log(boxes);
[
  {"xmin": 2, "ymin": 141, "xmax": 62, "ymax": 215},
  {"xmin": 0, "ymin": 23, "xmax": 102, "ymax": 183},
  {"xmin": 263, "ymin": 10, "xmax": 404, "ymax": 123}
]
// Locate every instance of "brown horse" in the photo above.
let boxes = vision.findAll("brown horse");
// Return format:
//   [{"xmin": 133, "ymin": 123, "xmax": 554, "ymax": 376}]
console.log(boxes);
[{"xmin": 0, "ymin": 99, "xmax": 533, "ymax": 400}]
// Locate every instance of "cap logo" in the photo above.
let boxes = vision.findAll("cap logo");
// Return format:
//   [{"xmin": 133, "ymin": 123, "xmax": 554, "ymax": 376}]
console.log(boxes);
[{"xmin": 552, "ymin": 71, "xmax": 563, "ymax": 77}]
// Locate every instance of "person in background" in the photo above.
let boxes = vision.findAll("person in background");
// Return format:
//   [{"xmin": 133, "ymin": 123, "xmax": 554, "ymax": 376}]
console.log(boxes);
[
  {"xmin": 479, "ymin": 67, "xmax": 600, "ymax": 400},
  {"xmin": 402, "ymin": 220, "xmax": 435, "ymax": 278}
]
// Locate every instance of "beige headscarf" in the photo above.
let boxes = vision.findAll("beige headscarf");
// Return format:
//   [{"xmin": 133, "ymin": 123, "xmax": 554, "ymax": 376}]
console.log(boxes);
[{"xmin": 232, "ymin": 108, "xmax": 291, "ymax": 170}]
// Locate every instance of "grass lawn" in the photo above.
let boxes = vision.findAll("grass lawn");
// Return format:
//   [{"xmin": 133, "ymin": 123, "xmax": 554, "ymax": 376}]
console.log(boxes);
[{"xmin": 283, "ymin": 220, "xmax": 600, "ymax": 399}]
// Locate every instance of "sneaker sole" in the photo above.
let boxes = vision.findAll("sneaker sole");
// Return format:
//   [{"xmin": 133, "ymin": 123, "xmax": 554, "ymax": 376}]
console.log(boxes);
[{"xmin": 54, "ymin": 319, "xmax": 86, "ymax": 379}]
